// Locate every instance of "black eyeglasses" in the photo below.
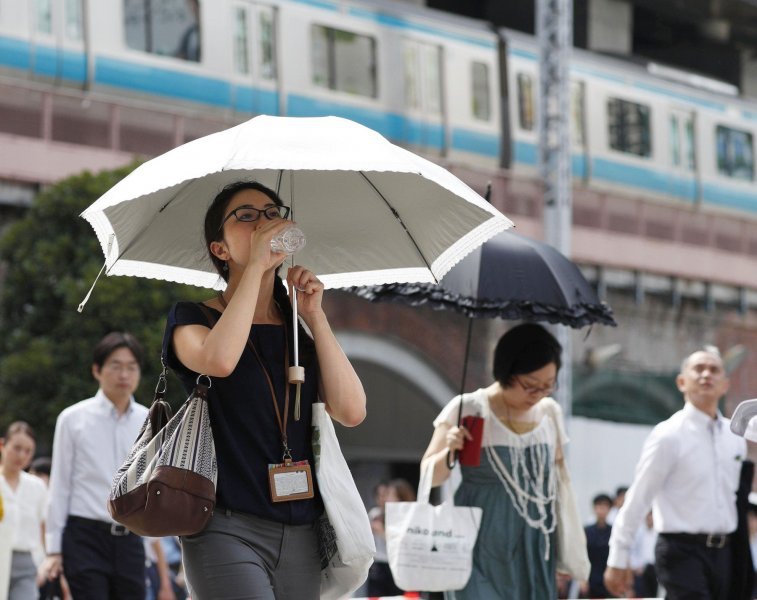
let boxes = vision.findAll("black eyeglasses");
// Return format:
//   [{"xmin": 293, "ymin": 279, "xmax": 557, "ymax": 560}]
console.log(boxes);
[
  {"xmin": 219, "ymin": 204, "xmax": 290, "ymax": 231},
  {"xmin": 513, "ymin": 375, "xmax": 557, "ymax": 397}
]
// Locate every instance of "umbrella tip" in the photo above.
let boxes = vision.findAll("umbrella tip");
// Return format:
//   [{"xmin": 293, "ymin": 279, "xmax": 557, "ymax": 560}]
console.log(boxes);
[{"xmin": 484, "ymin": 182, "xmax": 492, "ymax": 203}]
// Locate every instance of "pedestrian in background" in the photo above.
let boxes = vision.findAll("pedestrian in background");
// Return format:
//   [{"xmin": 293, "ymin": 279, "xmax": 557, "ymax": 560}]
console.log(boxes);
[
  {"xmin": 29, "ymin": 457, "xmax": 52, "ymax": 487},
  {"xmin": 581, "ymin": 493, "xmax": 613, "ymax": 599},
  {"xmin": 606, "ymin": 486, "xmax": 627, "ymax": 526},
  {"xmin": 42, "ymin": 332, "xmax": 148, "ymax": 599},
  {"xmin": 421, "ymin": 324, "xmax": 583, "ymax": 599},
  {"xmin": 630, "ymin": 511, "xmax": 658, "ymax": 597},
  {"xmin": 143, "ymin": 538, "xmax": 178, "ymax": 600},
  {"xmin": 0, "ymin": 421, "xmax": 47, "ymax": 600},
  {"xmin": 604, "ymin": 347, "xmax": 746, "ymax": 599},
  {"xmin": 367, "ymin": 478, "xmax": 416, "ymax": 597}
]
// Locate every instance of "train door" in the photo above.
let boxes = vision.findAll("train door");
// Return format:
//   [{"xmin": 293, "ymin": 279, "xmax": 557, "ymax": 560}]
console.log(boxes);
[
  {"xmin": 668, "ymin": 108, "xmax": 698, "ymax": 202},
  {"xmin": 402, "ymin": 39, "xmax": 445, "ymax": 156},
  {"xmin": 230, "ymin": 1, "xmax": 279, "ymax": 116},
  {"xmin": 29, "ymin": 0, "xmax": 86, "ymax": 84}
]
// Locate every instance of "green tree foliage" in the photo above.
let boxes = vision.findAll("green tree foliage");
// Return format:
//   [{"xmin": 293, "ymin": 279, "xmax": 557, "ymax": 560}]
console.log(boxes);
[{"xmin": 0, "ymin": 166, "xmax": 206, "ymax": 451}]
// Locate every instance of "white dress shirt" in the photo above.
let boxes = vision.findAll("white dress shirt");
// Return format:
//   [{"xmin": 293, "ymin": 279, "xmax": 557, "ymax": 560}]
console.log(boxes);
[
  {"xmin": 607, "ymin": 402, "xmax": 746, "ymax": 568},
  {"xmin": 629, "ymin": 523, "xmax": 657, "ymax": 570},
  {"xmin": 45, "ymin": 390, "xmax": 148, "ymax": 554},
  {"xmin": 0, "ymin": 471, "xmax": 47, "ymax": 561}
]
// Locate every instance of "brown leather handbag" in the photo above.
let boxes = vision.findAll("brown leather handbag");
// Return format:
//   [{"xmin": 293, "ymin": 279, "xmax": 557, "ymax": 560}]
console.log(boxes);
[{"xmin": 108, "ymin": 307, "xmax": 217, "ymax": 536}]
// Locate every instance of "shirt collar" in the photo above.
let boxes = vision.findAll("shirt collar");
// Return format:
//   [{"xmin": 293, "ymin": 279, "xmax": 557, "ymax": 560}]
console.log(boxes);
[
  {"xmin": 95, "ymin": 388, "xmax": 135, "ymax": 417},
  {"xmin": 683, "ymin": 401, "xmax": 722, "ymax": 428}
]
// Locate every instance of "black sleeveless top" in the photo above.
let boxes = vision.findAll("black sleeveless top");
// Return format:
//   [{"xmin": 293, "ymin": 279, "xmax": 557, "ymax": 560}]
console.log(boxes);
[{"xmin": 162, "ymin": 301, "xmax": 323, "ymax": 524}]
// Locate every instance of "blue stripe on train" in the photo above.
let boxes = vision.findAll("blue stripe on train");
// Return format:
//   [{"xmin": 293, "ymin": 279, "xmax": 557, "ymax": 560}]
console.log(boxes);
[
  {"xmin": 514, "ymin": 140, "xmax": 752, "ymax": 206},
  {"xmin": 0, "ymin": 37, "xmax": 86, "ymax": 81},
  {"xmin": 288, "ymin": 93, "xmax": 499, "ymax": 156}
]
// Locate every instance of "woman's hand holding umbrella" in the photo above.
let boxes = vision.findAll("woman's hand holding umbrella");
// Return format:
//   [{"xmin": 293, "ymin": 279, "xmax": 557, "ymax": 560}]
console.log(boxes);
[
  {"xmin": 287, "ymin": 265, "xmax": 324, "ymax": 324},
  {"xmin": 446, "ymin": 424, "xmax": 472, "ymax": 453}
]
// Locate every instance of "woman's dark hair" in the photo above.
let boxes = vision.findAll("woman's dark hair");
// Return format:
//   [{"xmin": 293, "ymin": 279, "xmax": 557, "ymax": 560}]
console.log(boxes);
[
  {"xmin": 388, "ymin": 478, "xmax": 416, "ymax": 502},
  {"xmin": 492, "ymin": 324, "xmax": 562, "ymax": 387},
  {"xmin": 204, "ymin": 181, "xmax": 284, "ymax": 282},
  {"xmin": 204, "ymin": 181, "xmax": 314, "ymax": 359},
  {"xmin": 30, "ymin": 456, "xmax": 52, "ymax": 476},
  {"xmin": 3, "ymin": 421, "xmax": 35, "ymax": 443},
  {"xmin": 92, "ymin": 332, "xmax": 144, "ymax": 368}
]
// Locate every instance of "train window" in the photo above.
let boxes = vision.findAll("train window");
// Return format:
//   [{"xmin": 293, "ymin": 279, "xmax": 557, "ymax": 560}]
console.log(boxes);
[
  {"xmin": 123, "ymin": 0, "xmax": 201, "ymax": 62},
  {"xmin": 670, "ymin": 116, "xmax": 681, "ymax": 166},
  {"xmin": 685, "ymin": 120, "xmax": 695, "ymax": 170},
  {"xmin": 311, "ymin": 25, "xmax": 377, "ymax": 98},
  {"xmin": 472, "ymin": 62, "xmax": 490, "ymax": 121},
  {"xmin": 607, "ymin": 98, "xmax": 651, "ymax": 157},
  {"xmin": 571, "ymin": 81, "xmax": 585, "ymax": 146},
  {"xmin": 517, "ymin": 73, "xmax": 535, "ymax": 131},
  {"xmin": 233, "ymin": 7, "xmax": 250, "ymax": 74},
  {"xmin": 403, "ymin": 45, "xmax": 420, "ymax": 109},
  {"xmin": 233, "ymin": 5, "xmax": 276, "ymax": 79},
  {"xmin": 423, "ymin": 46, "xmax": 442, "ymax": 114},
  {"xmin": 402, "ymin": 41, "xmax": 441, "ymax": 115},
  {"xmin": 716, "ymin": 125, "xmax": 754, "ymax": 181},
  {"xmin": 65, "ymin": 0, "xmax": 83, "ymax": 40},
  {"xmin": 670, "ymin": 113, "xmax": 695, "ymax": 170},
  {"xmin": 34, "ymin": 0, "xmax": 53, "ymax": 34},
  {"xmin": 258, "ymin": 10, "xmax": 276, "ymax": 79}
]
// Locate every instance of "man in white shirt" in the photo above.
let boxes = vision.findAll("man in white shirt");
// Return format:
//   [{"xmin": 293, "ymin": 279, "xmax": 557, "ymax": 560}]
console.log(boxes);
[
  {"xmin": 42, "ymin": 332, "xmax": 149, "ymax": 599},
  {"xmin": 604, "ymin": 348, "xmax": 747, "ymax": 599}
]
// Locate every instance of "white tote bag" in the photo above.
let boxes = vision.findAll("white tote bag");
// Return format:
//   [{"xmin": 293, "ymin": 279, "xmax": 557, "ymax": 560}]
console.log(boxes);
[
  {"xmin": 311, "ymin": 402, "xmax": 375, "ymax": 600},
  {"xmin": 385, "ymin": 463, "xmax": 482, "ymax": 592}
]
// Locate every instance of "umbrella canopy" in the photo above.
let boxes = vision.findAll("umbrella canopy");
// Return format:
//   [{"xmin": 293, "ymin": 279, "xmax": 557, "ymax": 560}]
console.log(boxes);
[
  {"xmin": 350, "ymin": 231, "xmax": 616, "ymax": 328},
  {"xmin": 81, "ymin": 115, "xmax": 512, "ymax": 291},
  {"xmin": 731, "ymin": 399, "xmax": 757, "ymax": 441}
]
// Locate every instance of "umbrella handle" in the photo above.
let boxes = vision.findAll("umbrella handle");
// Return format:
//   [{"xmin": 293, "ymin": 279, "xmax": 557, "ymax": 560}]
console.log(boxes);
[
  {"xmin": 446, "ymin": 449, "xmax": 458, "ymax": 470},
  {"xmin": 288, "ymin": 281, "xmax": 305, "ymax": 420}
]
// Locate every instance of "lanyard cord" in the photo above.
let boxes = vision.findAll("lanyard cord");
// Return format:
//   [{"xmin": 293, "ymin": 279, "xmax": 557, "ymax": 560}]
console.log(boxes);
[{"xmin": 217, "ymin": 294, "xmax": 293, "ymax": 460}]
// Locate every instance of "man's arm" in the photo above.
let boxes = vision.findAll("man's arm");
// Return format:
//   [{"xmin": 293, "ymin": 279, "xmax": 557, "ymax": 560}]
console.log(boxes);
[
  {"xmin": 604, "ymin": 426, "xmax": 676, "ymax": 595},
  {"xmin": 151, "ymin": 539, "xmax": 177, "ymax": 600},
  {"xmin": 45, "ymin": 411, "xmax": 74, "ymax": 555}
]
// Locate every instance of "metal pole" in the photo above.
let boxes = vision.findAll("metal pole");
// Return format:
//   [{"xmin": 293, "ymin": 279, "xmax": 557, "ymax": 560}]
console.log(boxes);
[{"xmin": 537, "ymin": 0, "xmax": 573, "ymax": 422}]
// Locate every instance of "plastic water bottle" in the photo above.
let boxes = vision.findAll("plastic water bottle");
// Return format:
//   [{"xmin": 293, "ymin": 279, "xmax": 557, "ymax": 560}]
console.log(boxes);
[{"xmin": 270, "ymin": 226, "xmax": 306, "ymax": 254}]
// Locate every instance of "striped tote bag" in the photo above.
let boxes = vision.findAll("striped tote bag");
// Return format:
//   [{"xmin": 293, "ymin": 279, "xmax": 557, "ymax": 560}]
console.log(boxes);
[{"xmin": 108, "ymin": 372, "xmax": 217, "ymax": 537}]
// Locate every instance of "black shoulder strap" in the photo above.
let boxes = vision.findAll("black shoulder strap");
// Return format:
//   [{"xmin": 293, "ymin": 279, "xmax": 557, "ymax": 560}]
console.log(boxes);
[{"xmin": 149, "ymin": 303, "xmax": 217, "ymax": 435}]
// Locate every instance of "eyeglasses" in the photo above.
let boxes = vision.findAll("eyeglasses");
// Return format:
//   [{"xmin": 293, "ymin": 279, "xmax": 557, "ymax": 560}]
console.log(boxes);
[
  {"xmin": 219, "ymin": 204, "xmax": 290, "ymax": 231},
  {"xmin": 514, "ymin": 375, "xmax": 557, "ymax": 397},
  {"xmin": 103, "ymin": 362, "xmax": 140, "ymax": 374}
]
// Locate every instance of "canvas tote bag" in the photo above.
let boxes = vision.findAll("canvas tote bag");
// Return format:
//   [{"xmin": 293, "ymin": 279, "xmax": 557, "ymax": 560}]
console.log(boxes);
[
  {"xmin": 312, "ymin": 402, "xmax": 376, "ymax": 600},
  {"xmin": 544, "ymin": 402, "xmax": 591, "ymax": 580},
  {"xmin": 385, "ymin": 463, "xmax": 483, "ymax": 592},
  {"xmin": 312, "ymin": 401, "xmax": 375, "ymax": 600}
]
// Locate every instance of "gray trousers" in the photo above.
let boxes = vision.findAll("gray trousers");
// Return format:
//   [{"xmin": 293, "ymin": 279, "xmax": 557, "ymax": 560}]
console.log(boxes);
[
  {"xmin": 9, "ymin": 551, "xmax": 37, "ymax": 600},
  {"xmin": 181, "ymin": 509, "xmax": 321, "ymax": 600}
]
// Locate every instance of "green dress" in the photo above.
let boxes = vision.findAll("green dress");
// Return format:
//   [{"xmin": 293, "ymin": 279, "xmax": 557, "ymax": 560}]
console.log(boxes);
[{"xmin": 435, "ymin": 390, "xmax": 561, "ymax": 600}]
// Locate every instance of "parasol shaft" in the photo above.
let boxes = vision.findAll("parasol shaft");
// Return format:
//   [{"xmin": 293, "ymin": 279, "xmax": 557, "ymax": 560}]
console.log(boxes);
[
  {"xmin": 288, "ymin": 281, "xmax": 305, "ymax": 420},
  {"xmin": 446, "ymin": 317, "xmax": 474, "ymax": 469}
]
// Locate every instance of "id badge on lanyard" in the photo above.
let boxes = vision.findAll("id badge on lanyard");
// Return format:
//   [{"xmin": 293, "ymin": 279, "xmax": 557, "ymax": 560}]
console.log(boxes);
[{"xmin": 268, "ymin": 459, "xmax": 314, "ymax": 502}]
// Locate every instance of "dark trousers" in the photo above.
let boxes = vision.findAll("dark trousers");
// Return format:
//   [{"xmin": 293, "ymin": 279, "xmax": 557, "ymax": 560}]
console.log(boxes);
[
  {"xmin": 62, "ymin": 516, "xmax": 145, "ymax": 600},
  {"xmin": 656, "ymin": 534, "xmax": 731, "ymax": 600},
  {"xmin": 367, "ymin": 561, "xmax": 403, "ymax": 597},
  {"xmin": 634, "ymin": 563, "xmax": 658, "ymax": 597}
]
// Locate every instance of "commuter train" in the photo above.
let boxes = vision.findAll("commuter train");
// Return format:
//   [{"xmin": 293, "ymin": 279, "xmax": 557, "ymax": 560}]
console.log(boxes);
[{"xmin": 1, "ymin": 0, "xmax": 756, "ymax": 214}]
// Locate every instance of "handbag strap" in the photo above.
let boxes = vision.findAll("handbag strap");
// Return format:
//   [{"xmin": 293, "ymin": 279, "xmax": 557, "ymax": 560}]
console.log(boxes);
[
  {"xmin": 149, "ymin": 303, "xmax": 217, "ymax": 436},
  {"xmin": 417, "ymin": 459, "xmax": 434, "ymax": 504}
]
